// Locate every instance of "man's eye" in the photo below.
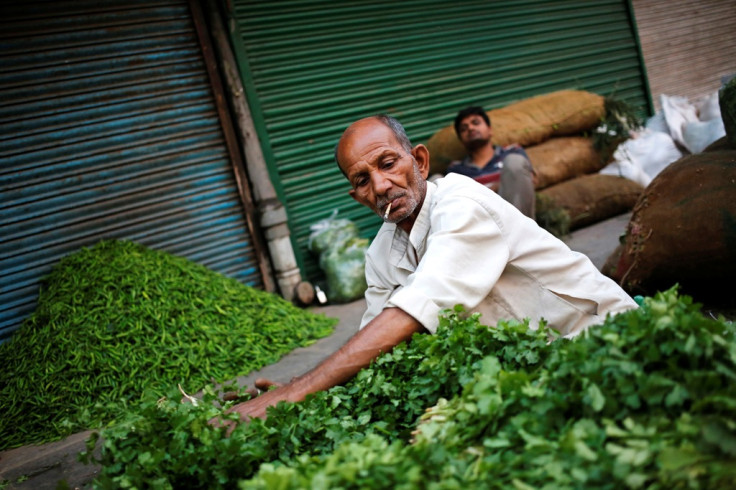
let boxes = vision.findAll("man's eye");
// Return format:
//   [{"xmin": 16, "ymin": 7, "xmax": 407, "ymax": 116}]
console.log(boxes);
[
  {"xmin": 354, "ymin": 177, "xmax": 368, "ymax": 187},
  {"xmin": 383, "ymin": 160, "xmax": 395, "ymax": 168}
]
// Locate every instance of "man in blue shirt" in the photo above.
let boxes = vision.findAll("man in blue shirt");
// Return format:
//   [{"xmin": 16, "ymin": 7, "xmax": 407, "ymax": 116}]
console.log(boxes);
[{"xmin": 447, "ymin": 106, "xmax": 537, "ymax": 219}]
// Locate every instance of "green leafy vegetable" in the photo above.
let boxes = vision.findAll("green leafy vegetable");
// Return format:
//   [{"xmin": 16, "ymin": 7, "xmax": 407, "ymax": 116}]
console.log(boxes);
[
  {"xmin": 83, "ymin": 288, "xmax": 736, "ymax": 488},
  {"xmin": 0, "ymin": 240, "xmax": 336, "ymax": 450},
  {"xmin": 592, "ymin": 96, "xmax": 644, "ymax": 163}
]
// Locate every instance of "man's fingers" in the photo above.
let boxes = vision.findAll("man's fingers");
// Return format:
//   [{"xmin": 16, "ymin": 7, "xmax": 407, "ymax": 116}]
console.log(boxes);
[
  {"xmin": 208, "ymin": 414, "xmax": 238, "ymax": 435},
  {"xmin": 254, "ymin": 378, "xmax": 283, "ymax": 391},
  {"xmin": 222, "ymin": 387, "xmax": 259, "ymax": 402},
  {"xmin": 221, "ymin": 380, "xmax": 280, "ymax": 405}
]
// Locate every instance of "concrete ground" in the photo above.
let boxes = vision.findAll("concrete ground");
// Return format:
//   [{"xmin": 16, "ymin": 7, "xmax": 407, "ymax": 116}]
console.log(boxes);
[{"xmin": 0, "ymin": 212, "xmax": 631, "ymax": 489}]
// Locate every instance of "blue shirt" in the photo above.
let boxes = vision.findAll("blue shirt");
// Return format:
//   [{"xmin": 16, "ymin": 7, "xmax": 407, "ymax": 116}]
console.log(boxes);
[{"xmin": 446, "ymin": 144, "xmax": 530, "ymax": 178}]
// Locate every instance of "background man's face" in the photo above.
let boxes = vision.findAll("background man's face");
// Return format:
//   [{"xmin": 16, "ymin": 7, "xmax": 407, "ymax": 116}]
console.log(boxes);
[
  {"xmin": 457, "ymin": 114, "xmax": 492, "ymax": 150},
  {"xmin": 337, "ymin": 119, "xmax": 427, "ymax": 226}
]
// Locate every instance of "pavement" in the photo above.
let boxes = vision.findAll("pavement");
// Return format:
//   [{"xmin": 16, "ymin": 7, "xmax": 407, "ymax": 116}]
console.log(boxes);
[{"xmin": 0, "ymin": 212, "xmax": 631, "ymax": 489}]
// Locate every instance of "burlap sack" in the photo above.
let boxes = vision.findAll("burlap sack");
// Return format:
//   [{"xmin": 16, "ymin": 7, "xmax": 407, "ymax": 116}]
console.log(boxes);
[
  {"xmin": 426, "ymin": 90, "xmax": 605, "ymax": 175},
  {"xmin": 426, "ymin": 126, "xmax": 467, "ymax": 175},
  {"xmin": 703, "ymin": 135, "xmax": 734, "ymax": 152},
  {"xmin": 537, "ymin": 173, "xmax": 643, "ymax": 231},
  {"xmin": 720, "ymin": 76, "xmax": 736, "ymax": 147},
  {"xmin": 526, "ymin": 136, "xmax": 604, "ymax": 189},
  {"xmin": 603, "ymin": 150, "xmax": 736, "ymax": 305}
]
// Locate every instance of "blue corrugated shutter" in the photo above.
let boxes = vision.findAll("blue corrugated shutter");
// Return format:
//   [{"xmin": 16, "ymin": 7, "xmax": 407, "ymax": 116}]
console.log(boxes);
[
  {"xmin": 229, "ymin": 0, "xmax": 652, "ymax": 282},
  {"xmin": 0, "ymin": 0, "xmax": 266, "ymax": 341}
]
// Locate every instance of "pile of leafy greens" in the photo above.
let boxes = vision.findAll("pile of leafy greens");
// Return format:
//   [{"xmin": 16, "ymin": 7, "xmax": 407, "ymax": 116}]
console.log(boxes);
[
  {"xmin": 82, "ymin": 287, "xmax": 736, "ymax": 489},
  {"xmin": 0, "ymin": 240, "xmax": 336, "ymax": 450}
]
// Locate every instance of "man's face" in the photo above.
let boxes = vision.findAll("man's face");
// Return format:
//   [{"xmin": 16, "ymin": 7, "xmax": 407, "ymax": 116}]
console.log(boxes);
[
  {"xmin": 457, "ymin": 114, "xmax": 492, "ymax": 150},
  {"xmin": 336, "ymin": 118, "xmax": 429, "ymax": 232}
]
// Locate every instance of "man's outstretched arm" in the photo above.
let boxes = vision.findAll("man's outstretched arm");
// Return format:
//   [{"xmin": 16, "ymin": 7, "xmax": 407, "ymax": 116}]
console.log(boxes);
[{"xmin": 221, "ymin": 307, "xmax": 426, "ymax": 424}]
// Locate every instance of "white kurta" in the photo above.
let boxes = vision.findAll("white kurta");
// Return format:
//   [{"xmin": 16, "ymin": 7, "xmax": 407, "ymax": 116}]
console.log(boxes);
[{"xmin": 360, "ymin": 173, "xmax": 637, "ymax": 337}]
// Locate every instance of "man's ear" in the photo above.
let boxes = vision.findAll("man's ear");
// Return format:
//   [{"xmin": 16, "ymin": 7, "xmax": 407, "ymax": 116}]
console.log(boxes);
[{"xmin": 411, "ymin": 144, "xmax": 430, "ymax": 178}]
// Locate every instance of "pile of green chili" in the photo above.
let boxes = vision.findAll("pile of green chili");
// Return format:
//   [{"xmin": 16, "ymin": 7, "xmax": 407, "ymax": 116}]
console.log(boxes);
[{"xmin": 0, "ymin": 240, "xmax": 336, "ymax": 451}]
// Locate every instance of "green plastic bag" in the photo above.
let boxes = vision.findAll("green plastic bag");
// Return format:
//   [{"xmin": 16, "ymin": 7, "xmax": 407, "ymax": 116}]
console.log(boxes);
[
  {"xmin": 308, "ymin": 213, "xmax": 369, "ymax": 303},
  {"xmin": 308, "ymin": 214, "xmax": 360, "ymax": 255},
  {"xmin": 320, "ymin": 237, "xmax": 370, "ymax": 303}
]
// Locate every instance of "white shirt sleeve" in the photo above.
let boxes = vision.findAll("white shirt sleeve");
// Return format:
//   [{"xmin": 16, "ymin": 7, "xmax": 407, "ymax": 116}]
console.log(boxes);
[{"xmin": 359, "ymin": 251, "xmax": 396, "ymax": 328}]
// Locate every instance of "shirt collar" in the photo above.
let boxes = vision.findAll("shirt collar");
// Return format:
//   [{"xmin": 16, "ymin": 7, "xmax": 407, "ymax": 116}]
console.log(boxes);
[
  {"xmin": 461, "ymin": 145, "xmax": 502, "ymax": 164},
  {"xmin": 388, "ymin": 179, "xmax": 436, "ymax": 270}
]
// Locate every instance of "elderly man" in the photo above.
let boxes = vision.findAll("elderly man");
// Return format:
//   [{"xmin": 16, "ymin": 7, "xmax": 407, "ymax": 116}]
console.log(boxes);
[
  {"xmin": 222, "ymin": 114, "xmax": 636, "ymax": 424},
  {"xmin": 447, "ymin": 106, "xmax": 537, "ymax": 219}
]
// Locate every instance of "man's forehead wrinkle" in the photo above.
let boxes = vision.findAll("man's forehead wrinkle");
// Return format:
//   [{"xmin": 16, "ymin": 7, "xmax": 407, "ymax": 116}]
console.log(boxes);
[
  {"xmin": 337, "ymin": 117, "xmax": 404, "ymax": 179},
  {"xmin": 343, "ymin": 134, "xmax": 397, "ymax": 162},
  {"xmin": 345, "ymin": 146, "xmax": 394, "ymax": 180}
]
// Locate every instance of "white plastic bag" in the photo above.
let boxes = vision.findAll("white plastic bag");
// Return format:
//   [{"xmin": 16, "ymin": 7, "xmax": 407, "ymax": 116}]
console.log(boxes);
[
  {"xmin": 645, "ymin": 111, "xmax": 670, "ymax": 134},
  {"xmin": 660, "ymin": 94, "xmax": 699, "ymax": 149},
  {"xmin": 682, "ymin": 118, "xmax": 726, "ymax": 154},
  {"xmin": 600, "ymin": 129, "xmax": 683, "ymax": 187},
  {"xmin": 694, "ymin": 91, "xmax": 722, "ymax": 121}
]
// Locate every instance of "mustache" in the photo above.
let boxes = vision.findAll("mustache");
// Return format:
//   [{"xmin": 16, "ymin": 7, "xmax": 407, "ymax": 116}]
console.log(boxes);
[{"xmin": 376, "ymin": 192, "xmax": 405, "ymax": 209}]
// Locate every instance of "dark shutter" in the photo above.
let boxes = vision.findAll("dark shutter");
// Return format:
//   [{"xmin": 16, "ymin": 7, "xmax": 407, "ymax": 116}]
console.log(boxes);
[{"xmin": 0, "ymin": 0, "xmax": 266, "ymax": 341}]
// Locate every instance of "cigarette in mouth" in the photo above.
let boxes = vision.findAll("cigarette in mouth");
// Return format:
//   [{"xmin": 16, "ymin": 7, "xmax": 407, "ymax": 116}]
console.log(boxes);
[{"xmin": 384, "ymin": 202, "xmax": 391, "ymax": 219}]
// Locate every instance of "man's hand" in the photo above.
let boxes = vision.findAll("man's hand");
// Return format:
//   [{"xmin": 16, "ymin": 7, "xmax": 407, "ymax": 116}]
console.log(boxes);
[
  {"xmin": 209, "ymin": 307, "xmax": 426, "ymax": 435},
  {"xmin": 209, "ymin": 378, "xmax": 286, "ymax": 433},
  {"xmin": 225, "ymin": 378, "xmax": 285, "ymax": 421},
  {"xmin": 224, "ymin": 382, "xmax": 291, "ymax": 421},
  {"xmin": 254, "ymin": 377, "xmax": 283, "ymax": 392}
]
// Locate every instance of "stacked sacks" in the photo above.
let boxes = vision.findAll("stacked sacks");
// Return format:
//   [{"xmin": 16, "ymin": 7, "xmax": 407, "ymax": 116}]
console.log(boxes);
[
  {"xmin": 524, "ymin": 136, "xmax": 602, "ymax": 189},
  {"xmin": 426, "ymin": 90, "xmax": 606, "ymax": 174},
  {"xmin": 425, "ymin": 90, "xmax": 644, "ymax": 234},
  {"xmin": 537, "ymin": 173, "xmax": 644, "ymax": 231}
]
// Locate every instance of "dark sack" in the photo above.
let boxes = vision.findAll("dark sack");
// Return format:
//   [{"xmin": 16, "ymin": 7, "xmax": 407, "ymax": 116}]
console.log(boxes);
[{"xmin": 604, "ymin": 150, "xmax": 736, "ymax": 305}]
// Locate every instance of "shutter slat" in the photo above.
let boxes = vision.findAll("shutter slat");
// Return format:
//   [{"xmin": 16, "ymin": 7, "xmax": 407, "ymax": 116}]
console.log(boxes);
[
  {"xmin": 0, "ymin": 0, "xmax": 264, "ymax": 341},
  {"xmin": 631, "ymin": 0, "xmax": 736, "ymax": 109}
]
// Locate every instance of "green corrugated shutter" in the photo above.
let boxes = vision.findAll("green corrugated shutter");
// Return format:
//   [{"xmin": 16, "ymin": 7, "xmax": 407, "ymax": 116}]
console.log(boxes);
[{"xmin": 230, "ymin": 0, "xmax": 652, "ymax": 282}]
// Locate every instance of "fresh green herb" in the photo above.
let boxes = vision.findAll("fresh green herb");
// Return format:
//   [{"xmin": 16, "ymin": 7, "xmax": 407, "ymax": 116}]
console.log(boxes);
[
  {"xmin": 245, "ymin": 289, "xmax": 736, "ymax": 489},
  {"xmin": 592, "ymin": 96, "xmax": 644, "ymax": 163},
  {"xmin": 0, "ymin": 240, "xmax": 336, "ymax": 451},
  {"xmin": 535, "ymin": 192, "xmax": 572, "ymax": 237},
  {"xmin": 83, "ymin": 287, "xmax": 736, "ymax": 488}
]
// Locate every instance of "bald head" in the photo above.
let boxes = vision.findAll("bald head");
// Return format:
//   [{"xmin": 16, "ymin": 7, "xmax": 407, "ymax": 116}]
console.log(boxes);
[
  {"xmin": 333, "ymin": 115, "xmax": 430, "ymax": 233},
  {"xmin": 335, "ymin": 115, "xmax": 412, "ymax": 174}
]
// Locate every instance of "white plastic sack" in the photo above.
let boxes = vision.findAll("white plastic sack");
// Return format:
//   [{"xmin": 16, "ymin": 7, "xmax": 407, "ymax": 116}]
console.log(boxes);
[
  {"xmin": 600, "ymin": 129, "xmax": 683, "ymax": 187},
  {"xmin": 599, "ymin": 156, "xmax": 652, "ymax": 188},
  {"xmin": 645, "ymin": 111, "xmax": 670, "ymax": 134},
  {"xmin": 682, "ymin": 118, "xmax": 726, "ymax": 154},
  {"xmin": 694, "ymin": 91, "xmax": 722, "ymax": 121},
  {"xmin": 660, "ymin": 94, "xmax": 699, "ymax": 149}
]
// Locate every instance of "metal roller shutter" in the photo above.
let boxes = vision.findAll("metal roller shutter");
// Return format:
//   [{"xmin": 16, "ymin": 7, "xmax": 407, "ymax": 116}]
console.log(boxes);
[
  {"xmin": 631, "ymin": 0, "xmax": 736, "ymax": 110},
  {"xmin": 0, "ymin": 0, "xmax": 267, "ymax": 341},
  {"xmin": 229, "ymin": 0, "xmax": 652, "ymax": 282}
]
